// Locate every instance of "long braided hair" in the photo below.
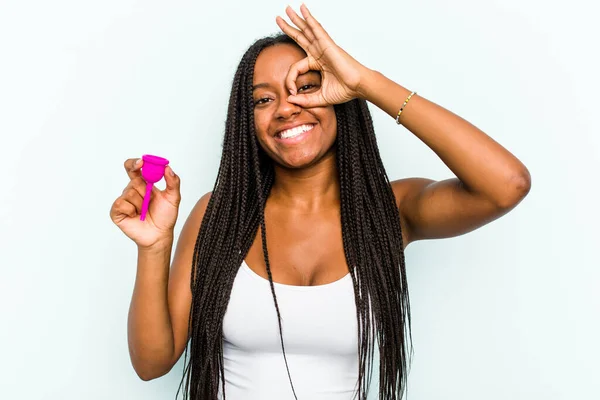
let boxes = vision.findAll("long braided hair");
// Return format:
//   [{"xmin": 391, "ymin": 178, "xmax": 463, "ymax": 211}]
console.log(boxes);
[{"xmin": 177, "ymin": 34, "xmax": 412, "ymax": 400}]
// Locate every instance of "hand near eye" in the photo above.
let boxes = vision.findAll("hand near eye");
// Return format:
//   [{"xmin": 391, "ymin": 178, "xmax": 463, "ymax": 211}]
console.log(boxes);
[{"xmin": 276, "ymin": 4, "xmax": 370, "ymax": 107}]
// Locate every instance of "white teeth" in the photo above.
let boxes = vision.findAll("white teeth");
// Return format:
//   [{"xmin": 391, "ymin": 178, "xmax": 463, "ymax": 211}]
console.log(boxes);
[{"xmin": 279, "ymin": 124, "xmax": 314, "ymax": 139}]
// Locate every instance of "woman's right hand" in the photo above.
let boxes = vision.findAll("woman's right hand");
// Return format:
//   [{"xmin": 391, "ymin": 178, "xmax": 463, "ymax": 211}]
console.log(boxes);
[{"xmin": 109, "ymin": 158, "xmax": 181, "ymax": 249}]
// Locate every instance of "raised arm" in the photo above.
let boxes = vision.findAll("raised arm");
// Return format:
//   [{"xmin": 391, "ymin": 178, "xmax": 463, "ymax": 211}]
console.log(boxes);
[{"xmin": 359, "ymin": 71, "xmax": 531, "ymax": 245}]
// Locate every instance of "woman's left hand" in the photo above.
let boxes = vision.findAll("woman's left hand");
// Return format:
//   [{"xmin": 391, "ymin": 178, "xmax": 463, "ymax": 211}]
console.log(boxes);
[{"xmin": 276, "ymin": 4, "xmax": 371, "ymax": 107}]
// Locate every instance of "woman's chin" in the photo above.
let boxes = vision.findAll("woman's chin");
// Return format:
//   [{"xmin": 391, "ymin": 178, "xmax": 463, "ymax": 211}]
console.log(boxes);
[{"xmin": 276, "ymin": 150, "xmax": 322, "ymax": 170}]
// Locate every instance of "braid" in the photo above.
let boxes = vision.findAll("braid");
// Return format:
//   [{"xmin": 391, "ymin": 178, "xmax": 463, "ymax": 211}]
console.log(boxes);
[
  {"xmin": 177, "ymin": 34, "xmax": 412, "ymax": 400},
  {"xmin": 249, "ymin": 123, "xmax": 299, "ymax": 400}
]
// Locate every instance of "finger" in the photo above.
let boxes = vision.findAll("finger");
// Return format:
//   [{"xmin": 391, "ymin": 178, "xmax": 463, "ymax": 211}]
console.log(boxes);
[
  {"xmin": 299, "ymin": 4, "xmax": 332, "ymax": 42},
  {"xmin": 276, "ymin": 16, "xmax": 311, "ymax": 51},
  {"xmin": 123, "ymin": 187, "xmax": 144, "ymax": 214},
  {"xmin": 285, "ymin": 57, "xmax": 311, "ymax": 96},
  {"xmin": 162, "ymin": 166, "xmax": 181, "ymax": 205},
  {"xmin": 285, "ymin": 6, "xmax": 315, "ymax": 41},
  {"xmin": 124, "ymin": 158, "xmax": 143, "ymax": 180},
  {"xmin": 287, "ymin": 92, "xmax": 326, "ymax": 108},
  {"xmin": 111, "ymin": 198, "xmax": 138, "ymax": 220},
  {"xmin": 122, "ymin": 177, "xmax": 148, "ymax": 198},
  {"xmin": 120, "ymin": 178, "xmax": 160, "ymax": 218}
]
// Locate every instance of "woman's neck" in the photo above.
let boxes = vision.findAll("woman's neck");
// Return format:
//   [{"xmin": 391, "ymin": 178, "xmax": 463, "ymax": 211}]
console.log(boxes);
[{"xmin": 269, "ymin": 151, "xmax": 340, "ymax": 213}]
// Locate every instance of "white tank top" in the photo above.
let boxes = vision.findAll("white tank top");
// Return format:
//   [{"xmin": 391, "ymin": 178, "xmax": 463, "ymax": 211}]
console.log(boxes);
[{"xmin": 219, "ymin": 260, "xmax": 360, "ymax": 399}]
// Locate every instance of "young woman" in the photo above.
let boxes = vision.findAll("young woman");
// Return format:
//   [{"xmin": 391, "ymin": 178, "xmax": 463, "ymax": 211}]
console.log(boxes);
[{"xmin": 109, "ymin": 5, "xmax": 531, "ymax": 400}]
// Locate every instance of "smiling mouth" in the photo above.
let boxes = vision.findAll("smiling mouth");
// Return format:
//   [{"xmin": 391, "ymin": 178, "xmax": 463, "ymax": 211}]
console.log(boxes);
[{"xmin": 276, "ymin": 124, "xmax": 315, "ymax": 139}]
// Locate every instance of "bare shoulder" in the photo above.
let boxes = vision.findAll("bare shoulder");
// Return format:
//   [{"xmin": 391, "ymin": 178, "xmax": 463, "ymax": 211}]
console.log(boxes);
[
  {"xmin": 183, "ymin": 191, "xmax": 213, "ymax": 230},
  {"xmin": 390, "ymin": 178, "xmax": 435, "ymax": 247},
  {"xmin": 390, "ymin": 178, "xmax": 435, "ymax": 207},
  {"xmin": 166, "ymin": 191, "xmax": 212, "ymax": 369}
]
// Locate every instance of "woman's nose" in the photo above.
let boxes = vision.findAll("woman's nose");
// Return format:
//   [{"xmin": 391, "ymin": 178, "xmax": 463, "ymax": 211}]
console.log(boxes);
[{"xmin": 275, "ymin": 96, "xmax": 301, "ymax": 119}]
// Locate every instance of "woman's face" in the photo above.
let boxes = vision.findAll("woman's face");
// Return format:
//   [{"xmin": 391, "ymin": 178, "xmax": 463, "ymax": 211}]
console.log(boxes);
[{"xmin": 252, "ymin": 43, "xmax": 337, "ymax": 169}]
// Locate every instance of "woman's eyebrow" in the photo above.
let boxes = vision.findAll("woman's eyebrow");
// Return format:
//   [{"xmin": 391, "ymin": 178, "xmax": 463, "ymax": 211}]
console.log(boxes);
[{"xmin": 252, "ymin": 83, "xmax": 270, "ymax": 91}]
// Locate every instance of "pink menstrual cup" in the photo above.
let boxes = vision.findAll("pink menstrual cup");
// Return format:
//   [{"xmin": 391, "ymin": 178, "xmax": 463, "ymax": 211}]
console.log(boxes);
[{"xmin": 140, "ymin": 154, "xmax": 169, "ymax": 221}]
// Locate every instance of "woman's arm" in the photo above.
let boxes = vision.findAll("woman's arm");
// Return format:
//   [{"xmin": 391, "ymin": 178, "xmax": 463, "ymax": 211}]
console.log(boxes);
[
  {"xmin": 359, "ymin": 70, "xmax": 531, "ymax": 245},
  {"xmin": 128, "ymin": 192, "xmax": 212, "ymax": 380}
]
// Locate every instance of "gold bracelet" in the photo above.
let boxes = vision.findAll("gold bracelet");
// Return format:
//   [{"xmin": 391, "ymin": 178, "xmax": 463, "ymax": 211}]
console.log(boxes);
[{"xmin": 395, "ymin": 91, "xmax": 416, "ymax": 125}]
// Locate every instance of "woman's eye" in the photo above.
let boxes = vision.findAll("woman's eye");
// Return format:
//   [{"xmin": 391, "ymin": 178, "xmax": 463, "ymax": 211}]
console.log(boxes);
[
  {"xmin": 254, "ymin": 97, "xmax": 271, "ymax": 106},
  {"xmin": 297, "ymin": 84, "xmax": 315, "ymax": 92}
]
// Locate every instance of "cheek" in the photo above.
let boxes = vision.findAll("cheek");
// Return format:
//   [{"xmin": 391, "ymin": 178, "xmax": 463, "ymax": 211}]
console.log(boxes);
[
  {"xmin": 253, "ymin": 111, "xmax": 273, "ymax": 152},
  {"xmin": 329, "ymin": 118, "xmax": 337, "ymax": 140},
  {"xmin": 253, "ymin": 114, "xmax": 268, "ymax": 139},
  {"xmin": 320, "ymin": 108, "xmax": 337, "ymax": 140}
]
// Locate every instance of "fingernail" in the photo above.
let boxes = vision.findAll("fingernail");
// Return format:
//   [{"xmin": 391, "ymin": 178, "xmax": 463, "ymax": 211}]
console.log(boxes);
[
  {"xmin": 135, "ymin": 158, "xmax": 142, "ymax": 166},
  {"xmin": 169, "ymin": 166, "xmax": 175, "ymax": 177}
]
